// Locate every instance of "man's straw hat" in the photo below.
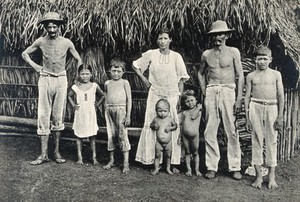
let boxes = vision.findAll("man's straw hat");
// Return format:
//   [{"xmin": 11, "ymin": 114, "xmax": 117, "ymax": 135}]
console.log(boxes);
[
  {"xmin": 207, "ymin": 20, "xmax": 235, "ymax": 34},
  {"xmin": 38, "ymin": 12, "xmax": 65, "ymax": 25}
]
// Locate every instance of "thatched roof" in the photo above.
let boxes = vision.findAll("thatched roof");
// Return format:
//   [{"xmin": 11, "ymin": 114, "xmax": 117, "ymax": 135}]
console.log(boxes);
[{"xmin": 0, "ymin": 0, "xmax": 299, "ymax": 75}]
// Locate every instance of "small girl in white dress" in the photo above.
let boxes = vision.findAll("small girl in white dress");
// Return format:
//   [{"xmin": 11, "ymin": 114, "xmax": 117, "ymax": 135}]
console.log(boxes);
[{"xmin": 68, "ymin": 65, "xmax": 105, "ymax": 165}]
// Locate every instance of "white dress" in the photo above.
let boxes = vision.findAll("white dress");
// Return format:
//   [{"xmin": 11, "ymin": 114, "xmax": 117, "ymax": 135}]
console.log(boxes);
[
  {"xmin": 134, "ymin": 49, "xmax": 190, "ymax": 165},
  {"xmin": 72, "ymin": 83, "xmax": 99, "ymax": 138}
]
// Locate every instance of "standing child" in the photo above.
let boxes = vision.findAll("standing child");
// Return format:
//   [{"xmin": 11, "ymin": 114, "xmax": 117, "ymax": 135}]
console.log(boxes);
[
  {"xmin": 103, "ymin": 58, "xmax": 132, "ymax": 174},
  {"xmin": 68, "ymin": 65, "xmax": 105, "ymax": 165},
  {"xmin": 179, "ymin": 90, "xmax": 202, "ymax": 176},
  {"xmin": 244, "ymin": 46, "xmax": 284, "ymax": 189},
  {"xmin": 150, "ymin": 99, "xmax": 178, "ymax": 175}
]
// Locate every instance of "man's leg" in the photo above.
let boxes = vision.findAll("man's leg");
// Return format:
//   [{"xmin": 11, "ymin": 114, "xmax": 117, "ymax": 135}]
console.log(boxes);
[
  {"xmin": 252, "ymin": 164, "xmax": 263, "ymax": 189},
  {"xmin": 204, "ymin": 87, "xmax": 220, "ymax": 178},
  {"xmin": 32, "ymin": 77, "xmax": 51, "ymax": 165},
  {"xmin": 30, "ymin": 135, "xmax": 50, "ymax": 165},
  {"xmin": 268, "ymin": 166, "xmax": 278, "ymax": 189},
  {"xmin": 54, "ymin": 131, "xmax": 66, "ymax": 163},
  {"xmin": 221, "ymin": 87, "xmax": 241, "ymax": 179}
]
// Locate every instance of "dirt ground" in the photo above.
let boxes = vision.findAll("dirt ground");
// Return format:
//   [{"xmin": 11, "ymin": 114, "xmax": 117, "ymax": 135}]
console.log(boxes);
[{"xmin": 1, "ymin": 134, "xmax": 300, "ymax": 202}]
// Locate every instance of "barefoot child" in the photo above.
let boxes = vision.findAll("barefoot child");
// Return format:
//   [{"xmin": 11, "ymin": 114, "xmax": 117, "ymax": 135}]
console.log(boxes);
[
  {"xmin": 179, "ymin": 90, "xmax": 202, "ymax": 176},
  {"xmin": 103, "ymin": 58, "xmax": 132, "ymax": 174},
  {"xmin": 244, "ymin": 46, "xmax": 284, "ymax": 189},
  {"xmin": 68, "ymin": 65, "xmax": 105, "ymax": 165},
  {"xmin": 150, "ymin": 99, "xmax": 178, "ymax": 175}
]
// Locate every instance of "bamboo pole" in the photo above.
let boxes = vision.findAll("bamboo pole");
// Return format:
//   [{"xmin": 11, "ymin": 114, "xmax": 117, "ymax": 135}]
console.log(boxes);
[
  {"xmin": 281, "ymin": 89, "xmax": 288, "ymax": 161},
  {"xmin": 291, "ymin": 90, "xmax": 298, "ymax": 157},
  {"xmin": 286, "ymin": 89, "xmax": 292, "ymax": 161},
  {"xmin": 296, "ymin": 91, "xmax": 300, "ymax": 150}
]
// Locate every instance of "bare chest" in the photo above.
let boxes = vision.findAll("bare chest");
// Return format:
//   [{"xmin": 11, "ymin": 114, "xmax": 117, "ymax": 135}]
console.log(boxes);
[{"xmin": 206, "ymin": 52, "xmax": 233, "ymax": 69}]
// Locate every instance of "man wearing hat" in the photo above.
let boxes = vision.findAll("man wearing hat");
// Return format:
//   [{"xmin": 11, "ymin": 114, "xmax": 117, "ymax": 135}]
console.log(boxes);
[
  {"xmin": 22, "ymin": 12, "xmax": 82, "ymax": 165},
  {"xmin": 198, "ymin": 20, "xmax": 244, "ymax": 180}
]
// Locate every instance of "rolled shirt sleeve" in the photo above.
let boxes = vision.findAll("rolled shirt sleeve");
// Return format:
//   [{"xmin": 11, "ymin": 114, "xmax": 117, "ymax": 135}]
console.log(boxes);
[
  {"xmin": 133, "ymin": 50, "xmax": 153, "ymax": 74},
  {"xmin": 175, "ymin": 52, "xmax": 190, "ymax": 83}
]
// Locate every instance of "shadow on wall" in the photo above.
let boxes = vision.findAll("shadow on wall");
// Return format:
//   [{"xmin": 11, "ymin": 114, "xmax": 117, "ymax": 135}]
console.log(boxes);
[{"xmin": 269, "ymin": 34, "xmax": 299, "ymax": 89}]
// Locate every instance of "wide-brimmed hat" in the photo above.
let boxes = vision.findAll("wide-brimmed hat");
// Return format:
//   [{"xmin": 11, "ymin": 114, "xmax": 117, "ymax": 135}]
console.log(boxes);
[
  {"xmin": 207, "ymin": 20, "xmax": 235, "ymax": 34},
  {"xmin": 38, "ymin": 12, "xmax": 65, "ymax": 25}
]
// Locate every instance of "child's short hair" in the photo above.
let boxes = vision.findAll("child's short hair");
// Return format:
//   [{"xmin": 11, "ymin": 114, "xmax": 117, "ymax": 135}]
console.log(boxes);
[
  {"xmin": 181, "ymin": 89, "xmax": 198, "ymax": 110},
  {"xmin": 77, "ymin": 64, "xmax": 92, "ymax": 74},
  {"xmin": 155, "ymin": 98, "xmax": 170, "ymax": 110},
  {"xmin": 110, "ymin": 58, "xmax": 126, "ymax": 71},
  {"xmin": 255, "ymin": 46, "xmax": 272, "ymax": 57}
]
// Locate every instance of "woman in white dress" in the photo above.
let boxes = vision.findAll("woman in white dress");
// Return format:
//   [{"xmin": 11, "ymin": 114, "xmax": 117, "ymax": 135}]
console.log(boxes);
[{"xmin": 133, "ymin": 28, "xmax": 190, "ymax": 172}]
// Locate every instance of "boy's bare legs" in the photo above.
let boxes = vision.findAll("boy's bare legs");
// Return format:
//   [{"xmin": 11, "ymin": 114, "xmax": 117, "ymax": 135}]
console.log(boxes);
[
  {"xmin": 185, "ymin": 154, "xmax": 192, "ymax": 176},
  {"xmin": 54, "ymin": 131, "xmax": 66, "ymax": 163},
  {"xmin": 103, "ymin": 151, "xmax": 115, "ymax": 169},
  {"xmin": 89, "ymin": 136, "xmax": 99, "ymax": 165},
  {"xmin": 76, "ymin": 138, "xmax": 83, "ymax": 165},
  {"xmin": 268, "ymin": 166, "xmax": 278, "ymax": 189},
  {"xmin": 122, "ymin": 151, "xmax": 130, "ymax": 174},
  {"xmin": 30, "ymin": 135, "xmax": 50, "ymax": 165},
  {"xmin": 194, "ymin": 153, "xmax": 202, "ymax": 176},
  {"xmin": 251, "ymin": 164, "xmax": 263, "ymax": 189}
]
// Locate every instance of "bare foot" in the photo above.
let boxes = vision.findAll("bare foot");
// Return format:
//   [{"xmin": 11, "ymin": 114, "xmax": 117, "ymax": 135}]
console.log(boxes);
[
  {"xmin": 76, "ymin": 160, "xmax": 84, "ymax": 165},
  {"xmin": 195, "ymin": 171, "xmax": 202, "ymax": 177},
  {"xmin": 151, "ymin": 169, "xmax": 159, "ymax": 175},
  {"xmin": 185, "ymin": 170, "xmax": 192, "ymax": 176},
  {"xmin": 93, "ymin": 158, "xmax": 99, "ymax": 166},
  {"xmin": 30, "ymin": 156, "xmax": 50, "ymax": 165},
  {"xmin": 122, "ymin": 167, "xmax": 130, "ymax": 174},
  {"xmin": 251, "ymin": 178, "xmax": 263, "ymax": 189},
  {"xmin": 103, "ymin": 161, "xmax": 115, "ymax": 169},
  {"xmin": 204, "ymin": 170, "xmax": 216, "ymax": 179},
  {"xmin": 166, "ymin": 169, "xmax": 174, "ymax": 175},
  {"xmin": 54, "ymin": 154, "xmax": 66, "ymax": 164},
  {"xmin": 268, "ymin": 179, "xmax": 278, "ymax": 189},
  {"xmin": 172, "ymin": 167, "xmax": 180, "ymax": 174},
  {"xmin": 232, "ymin": 171, "xmax": 243, "ymax": 180}
]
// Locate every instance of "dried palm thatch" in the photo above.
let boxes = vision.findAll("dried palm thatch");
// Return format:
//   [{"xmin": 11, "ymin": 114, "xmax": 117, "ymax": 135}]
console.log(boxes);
[{"xmin": 0, "ymin": 0, "xmax": 299, "ymax": 70}]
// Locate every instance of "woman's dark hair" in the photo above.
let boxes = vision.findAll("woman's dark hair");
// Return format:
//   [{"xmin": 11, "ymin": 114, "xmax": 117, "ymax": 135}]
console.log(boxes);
[
  {"xmin": 180, "ymin": 89, "xmax": 198, "ymax": 110},
  {"xmin": 157, "ymin": 28, "xmax": 172, "ymax": 39},
  {"xmin": 77, "ymin": 64, "xmax": 92, "ymax": 74}
]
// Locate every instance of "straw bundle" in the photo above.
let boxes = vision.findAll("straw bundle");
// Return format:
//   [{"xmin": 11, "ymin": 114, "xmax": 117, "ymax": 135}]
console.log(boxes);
[{"xmin": 0, "ymin": 0, "xmax": 299, "ymax": 70}]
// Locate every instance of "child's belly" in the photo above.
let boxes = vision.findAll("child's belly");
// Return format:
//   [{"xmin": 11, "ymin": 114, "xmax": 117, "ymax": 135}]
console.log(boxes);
[
  {"xmin": 156, "ymin": 131, "xmax": 171, "ymax": 144},
  {"xmin": 182, "ymin": 122, "xmax": 200, "ymax": 137}
]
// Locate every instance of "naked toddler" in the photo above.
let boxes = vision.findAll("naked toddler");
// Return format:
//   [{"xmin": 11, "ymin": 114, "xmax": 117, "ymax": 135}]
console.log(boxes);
[{"xmin": 150, "ymin": 98, "xmax": 178, "ymax": 175}]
